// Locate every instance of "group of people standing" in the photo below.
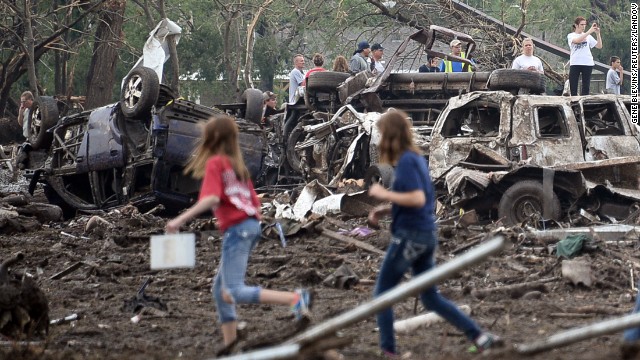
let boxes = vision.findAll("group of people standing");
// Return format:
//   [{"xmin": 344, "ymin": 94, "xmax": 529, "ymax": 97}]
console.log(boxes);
[{"xmin": 288, "ymin": 41, "xmax": 386, "ymax": 103}]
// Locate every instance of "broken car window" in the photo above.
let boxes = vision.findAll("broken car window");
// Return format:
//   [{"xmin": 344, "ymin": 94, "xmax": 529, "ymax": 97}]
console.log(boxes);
[
  {"xmin": 535, "ymin": 106, "xmax": 568, "ymax": 138},
  {"xmin": 582, "ymin": 102, "xmax": 625, "ymax": 136},
  {"xmin": 441, "ymin": 102, "xmax": 500, "ymax": 138}
]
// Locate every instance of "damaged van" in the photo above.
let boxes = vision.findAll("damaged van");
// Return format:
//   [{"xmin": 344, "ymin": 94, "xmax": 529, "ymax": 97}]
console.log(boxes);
[{"xmin": 429, "ymin": 91, "xmax": 639, "ymax": 225}]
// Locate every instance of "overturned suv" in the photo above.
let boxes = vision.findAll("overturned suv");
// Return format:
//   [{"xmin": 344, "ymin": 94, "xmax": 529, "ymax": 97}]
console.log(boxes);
[
  {"xmin": 20, "ymin": 68, "xmax": 278, "ymax": 216},
  {"xmin": 429, "ymin": 90, "xmax": 637, "ymax": 225}
]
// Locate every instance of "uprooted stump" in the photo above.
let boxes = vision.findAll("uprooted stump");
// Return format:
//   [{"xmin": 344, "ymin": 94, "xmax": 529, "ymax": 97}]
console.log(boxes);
[{"xmin": 0, "ymin": 253, "xmax": 50, "ymax": 340}]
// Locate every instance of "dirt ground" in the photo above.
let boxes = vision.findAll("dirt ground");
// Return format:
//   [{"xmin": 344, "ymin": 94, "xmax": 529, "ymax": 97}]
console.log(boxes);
[{"xmin": 1, "ymin": 181, "xmax": 639, "ymax": 360}]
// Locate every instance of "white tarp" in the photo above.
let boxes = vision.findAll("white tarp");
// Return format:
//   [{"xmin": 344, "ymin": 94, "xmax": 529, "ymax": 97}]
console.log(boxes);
[{"xmin": 126, "ymin": 18, "xmax": 182, "ymax": 85}]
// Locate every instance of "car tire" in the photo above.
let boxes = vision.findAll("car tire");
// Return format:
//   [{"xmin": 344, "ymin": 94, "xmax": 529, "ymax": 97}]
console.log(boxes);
[
  {"xmin": 242, "ymin": 88, "xmax": 264, "ymax": 124},
  {"xmin": 364, "ymin": 164, "xmax": 394, "ymax": 189},
  {"xmin": 498, "ymin": 180, "xmax": 561, "ymax": 225},
  {"xmin": 28, "ymin": 96, "xmax": 59, "ymax": 150},
  {"xmin": 306, "ymin": 71, "xmax": 350, "ymax": 93},
  {"xmin": 120, "ymin": 67, "xmax": 160, "ymax": 118},
  {"xmin": 488, "ymin": 69, "xmax": 546, "ymax": 94}
]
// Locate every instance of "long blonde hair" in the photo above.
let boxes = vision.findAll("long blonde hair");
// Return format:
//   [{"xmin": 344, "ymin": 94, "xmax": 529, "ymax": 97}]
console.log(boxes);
[
  {"xmin": 377, "ymin": 110, "xmax": 421, "ymax": 165},
  {"xmin": 184, "ymin": 114, "xmax": 251, "ymax": 181}
]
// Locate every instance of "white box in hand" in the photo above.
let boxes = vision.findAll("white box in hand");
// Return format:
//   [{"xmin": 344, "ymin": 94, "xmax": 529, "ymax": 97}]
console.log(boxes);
[{"xmin": 150, "ymin": 233, "xmax": 196, "ymax": 269}]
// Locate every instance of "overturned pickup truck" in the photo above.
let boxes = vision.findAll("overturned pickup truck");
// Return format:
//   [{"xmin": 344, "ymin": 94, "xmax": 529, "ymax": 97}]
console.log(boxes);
[{"xmin": 429, "ymin": 91, "xmax": 638, "ymax": 225}]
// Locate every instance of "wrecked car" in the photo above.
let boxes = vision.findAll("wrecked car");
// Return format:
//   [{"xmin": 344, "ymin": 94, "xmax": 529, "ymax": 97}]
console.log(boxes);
[
  {"xmin": 285, "ymin": 25, "xmax": 546, "ymax": 185},
  {"xmin": 20, "ymin": 83, "xmax": 279, "ymax": 215},
  {"xmin": 429, "ymin": 91, "xmax": 639, "ymax": 225},
  {"xmin": 18, "ymin": 20, "xmax": 286, "ymax": 216}
]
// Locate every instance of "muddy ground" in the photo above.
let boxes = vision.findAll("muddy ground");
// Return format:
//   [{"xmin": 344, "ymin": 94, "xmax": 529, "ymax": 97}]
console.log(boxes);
[{"xmin": 1, "ymin": 178, "xmax": 639, "ymax": 360}]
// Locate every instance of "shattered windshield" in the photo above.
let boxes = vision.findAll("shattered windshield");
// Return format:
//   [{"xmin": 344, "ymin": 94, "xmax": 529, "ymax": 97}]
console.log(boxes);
[{"xmin": 440, "ymin": 101, "xmax": 500, "ymax": 138}]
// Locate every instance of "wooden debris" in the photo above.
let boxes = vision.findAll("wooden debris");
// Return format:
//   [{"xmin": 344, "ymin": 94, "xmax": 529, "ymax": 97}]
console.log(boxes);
[
  {"xmin": 471, "ymin": 277, "xmax": 560, "ymax": 299},
  {"xmin": 50, "ymin": 262, "xmax": 84, "ymax": 280},
  {"xmin": 316, "ymin": 226, "xmax": 385, "ymax": 256},
  {"xmin": 451, "ymin": 234, "xmax": 485, "ymax": 254}
]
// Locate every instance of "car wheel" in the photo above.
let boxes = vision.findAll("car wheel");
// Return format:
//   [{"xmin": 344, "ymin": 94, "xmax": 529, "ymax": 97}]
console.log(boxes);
[
  {"xmin": 498, "ymin": 180, "xmax": 561, "ymax": 225},
  {"xmin": 488, "ymin": 69, "xmax": 546, "ymax": 94},
  {"xmin": 242, "ymin": 88, "xmax": 264, "ymax": 124},
  {"xmin": 120, "ymin": 67, "xmax": 160, "ymax": 118},
  {"xmin": 28, "ymin": 96, "xmax": 59, "ymax": 150},
  {"xmin": 363, "ymin": 164, "xmax": 394, "ymax": 189},
  {"xmin": 306, "ymin": 71, "xmax": 350, "ymax": 93}
]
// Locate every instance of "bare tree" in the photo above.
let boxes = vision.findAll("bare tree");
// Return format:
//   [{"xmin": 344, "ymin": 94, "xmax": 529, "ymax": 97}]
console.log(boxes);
[
  {"xmin": 85, "ymin": 0, "xmax": 127, "ymax": 109},
  {"xmin": 0, "ymin": 0, "xmax": 105, "ymax": 114}
]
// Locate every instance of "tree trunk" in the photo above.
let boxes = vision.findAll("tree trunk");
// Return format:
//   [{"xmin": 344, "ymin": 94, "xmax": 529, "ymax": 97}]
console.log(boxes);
[
  {"xmin": 243, "ymin": 0, "xmax": 274, "ymax": 90},
  {"xmin": 23, "ymin": 0, "xmax": 39, "ymax": 97},
  {"xmin": 222, "ymin": 11, "xmax": 241, "ymax": 102},
  {"xmin": 84, "ymin": 0, "xmax": 127, "ymax": 109}
]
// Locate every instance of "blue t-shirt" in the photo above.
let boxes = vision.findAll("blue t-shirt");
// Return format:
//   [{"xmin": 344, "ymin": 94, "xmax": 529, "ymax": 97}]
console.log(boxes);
[{"xmin": 390, "ymin": 151, "xmax": 436, "ymax": 233}]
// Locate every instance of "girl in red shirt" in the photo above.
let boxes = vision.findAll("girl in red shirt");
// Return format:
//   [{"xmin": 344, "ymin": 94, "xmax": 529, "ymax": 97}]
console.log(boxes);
[{"xmin": 166, "ymin": 115, "xmax": 312, "ymax": 347}]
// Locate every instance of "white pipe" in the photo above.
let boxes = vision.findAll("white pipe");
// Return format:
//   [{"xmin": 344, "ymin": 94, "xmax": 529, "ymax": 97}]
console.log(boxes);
[{"xmin": 516, "ymin": 312, "xmax": 640, "ymax": 355}]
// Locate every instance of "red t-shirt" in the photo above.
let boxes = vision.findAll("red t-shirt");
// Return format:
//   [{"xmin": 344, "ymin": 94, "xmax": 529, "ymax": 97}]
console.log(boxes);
[{"xmin": 198, "ymin": 155, "xmax": 261, "ymax": 232}]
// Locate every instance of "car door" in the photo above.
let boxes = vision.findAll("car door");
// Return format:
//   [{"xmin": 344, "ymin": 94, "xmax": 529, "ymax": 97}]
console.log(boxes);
[
  {"xmin": 429, "ymin": 92, "xmax": 511, "ymax": 179},
  {"xmin": 577, "ymin": 96, "xmax": 640, "ymax": 160},
  {"xmin": 508, "ymin": 96, "xmax": 585, "ymax": 167}
]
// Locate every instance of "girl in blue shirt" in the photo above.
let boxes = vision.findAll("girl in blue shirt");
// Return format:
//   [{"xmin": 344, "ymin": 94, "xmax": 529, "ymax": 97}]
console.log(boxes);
[{"xmin": 367, "ymin": 110, "xmax": 501, "ymax": 357}]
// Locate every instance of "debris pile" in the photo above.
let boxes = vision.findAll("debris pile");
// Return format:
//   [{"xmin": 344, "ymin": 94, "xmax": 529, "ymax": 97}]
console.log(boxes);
[{"xmin": 0, "ymin": 253, "xmax": 49, "ymax": 340}]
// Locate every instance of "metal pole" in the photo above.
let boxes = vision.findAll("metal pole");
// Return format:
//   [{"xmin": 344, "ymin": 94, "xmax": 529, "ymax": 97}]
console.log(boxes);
[
  {"xmin": 516, "ymin": 312, "xmax": 640, "ymax": 355},
  {"xmin": 214, "ymin": 236, "xmax": 504, "ymax": 360},
  {"xmin": 213, "ymin": 344, "xmax": 301, "ymax": 360},
  {"xmin": 286, "ymin": 236, "xmax": 505, "ymax": 346}
]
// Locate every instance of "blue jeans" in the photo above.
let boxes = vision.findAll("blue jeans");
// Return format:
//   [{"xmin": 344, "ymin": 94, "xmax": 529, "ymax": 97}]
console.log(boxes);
[
  {"xmin": 212, "ymin": 218, "xmax": 262, "ymax": 324},
  {"xmin": 624, "ymin": 287, "xmax": 640, "ymax": 342},
  {"xmin": 374, "ymin": 228, "xmax": 482, "ymax": 354}
]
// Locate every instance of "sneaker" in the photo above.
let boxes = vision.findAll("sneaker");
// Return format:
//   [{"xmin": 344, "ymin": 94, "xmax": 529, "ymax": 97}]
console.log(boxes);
[
  {"xmin": 291, "ymin": 289, "xmax": 313, "ymax": 320},
  {"xmin": 469, "ymin": 332, "xmax": 504, "ymax": 353}
]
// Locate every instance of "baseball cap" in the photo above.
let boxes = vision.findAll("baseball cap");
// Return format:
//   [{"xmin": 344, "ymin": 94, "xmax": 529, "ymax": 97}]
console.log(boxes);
[
  {"xmin": 450, "ymin": 39, "xmax": 462, "ymax": 47},
  {"xmin": 263, "ymin": 91, "xmax": 276, "ymax": 101},
  {"xmin": 371, "ymin": 43, "xmax": 384, "ymax": 51},
  {"xmin": 357, "ymin": 41, "xmax": 370, "ymax": 52}
]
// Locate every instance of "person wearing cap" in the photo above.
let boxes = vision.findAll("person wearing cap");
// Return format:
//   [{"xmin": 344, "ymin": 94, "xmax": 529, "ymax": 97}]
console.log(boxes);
[
  {"xmin": 511, "ymin": 38, "xmax": 544, "ymax": 74},
  {"xmin": 262, "ymin": 91, "xmax": 284, "ymax": 126},
  {"xmin": 369, "ymin": 43, "xmax": 385, "ymax": 75},
  {"xmin": 439, "ymin": 39, "xmax": 475, "ymax": 73},
  {"xmin": 289, "ymin": 54, "xmax": 305, "ymax": 103},
  {"xmin": 349, "ymin": 41, "xmax": 371, "ymax": 74},
  {"xmin": 419, "ymin": 54, "xmax": 441, "ymax": 73},
  {"xmin": 303, "ymin": 53, "xmax": 327, "ymax": 86}
]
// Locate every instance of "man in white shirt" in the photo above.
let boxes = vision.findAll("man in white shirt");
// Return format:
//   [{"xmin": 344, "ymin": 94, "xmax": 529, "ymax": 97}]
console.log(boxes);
[
  {"xmin": 605, "ymin": 56, "xmax": 623, "ymax": 95},
  {"xmin": 369, "ymin": 43, "xmax": 385, "ymax": 75},
  {"xmin": 511, "ymin": 38, "xmax": 544, "ymax": 74},
  {"xmin": 288, "ymin": 54, "xmax": 305, "ymax": 103},
  {"xmin": 17, "ymin": 91, "xmax": 34, "ymax": 140}
]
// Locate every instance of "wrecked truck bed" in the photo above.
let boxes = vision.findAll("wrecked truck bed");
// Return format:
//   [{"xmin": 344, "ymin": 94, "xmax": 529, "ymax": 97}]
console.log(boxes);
[{"xmin": 429, "ymin": 91, "xmax": 639, "ymax": 225}]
